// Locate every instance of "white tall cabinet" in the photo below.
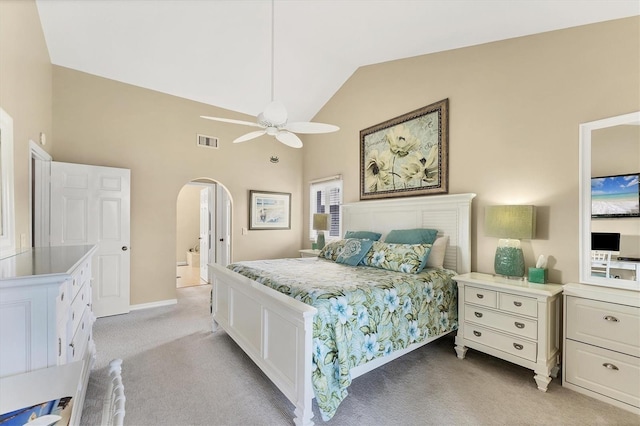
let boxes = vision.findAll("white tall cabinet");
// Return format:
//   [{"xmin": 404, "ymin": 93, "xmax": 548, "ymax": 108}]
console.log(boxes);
[{"xmin": 0, "ymin": 245, "xmax": 97, "ymax": 424}]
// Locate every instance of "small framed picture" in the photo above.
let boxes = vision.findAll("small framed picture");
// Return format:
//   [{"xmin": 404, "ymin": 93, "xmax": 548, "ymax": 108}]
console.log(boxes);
[{"xmin": 249, "ymin": 190, "xmax": 291, "ymax": 230}]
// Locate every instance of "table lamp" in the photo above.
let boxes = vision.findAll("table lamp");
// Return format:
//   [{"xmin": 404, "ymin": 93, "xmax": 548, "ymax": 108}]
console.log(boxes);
[
  {"xmin": 313, "ymin": 213, "xmax": 330, "ymax": 250},
  {"xmin": 485, "ymin": 205, "xmax": 536, "ymax": 278}
]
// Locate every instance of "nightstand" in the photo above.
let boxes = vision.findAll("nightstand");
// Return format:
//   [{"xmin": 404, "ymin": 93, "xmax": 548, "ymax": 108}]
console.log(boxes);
[
  {"xmin": 299, "ymin": 249, "xmax": 320, "ymax": 258},
  {"xmin": 453, "ymin": 272, "xmax": 563, "ymax": 391}
]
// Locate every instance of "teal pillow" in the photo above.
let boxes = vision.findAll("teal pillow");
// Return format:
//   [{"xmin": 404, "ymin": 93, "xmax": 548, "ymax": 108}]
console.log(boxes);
[
  {"xmin": 335, "ymin": 239, "xmax": 375, "ymax": 266},
  {"xmin": 344, "ymin": 230, "xmax": 382, "ymax": 241},
  {"xmin": 384, "ymin": 228, "xmax": 438, "ymax": 245},
  {"xmin": 361, "ymin": 241, "xmax": 432, "ymax": 274}
]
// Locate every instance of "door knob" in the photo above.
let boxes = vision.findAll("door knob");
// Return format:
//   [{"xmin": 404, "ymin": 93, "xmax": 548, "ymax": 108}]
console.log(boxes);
[{"xmin": 122, "ymin": 246, "xmax": 128, "ymax": 251}]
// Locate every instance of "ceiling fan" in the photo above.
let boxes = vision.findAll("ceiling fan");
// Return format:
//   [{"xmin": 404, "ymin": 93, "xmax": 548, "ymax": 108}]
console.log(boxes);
[
  {"xmin": 201, "ymin": 100, "xmax": 339, "ymax": 149},
  {"xmin": 200, "ymin": 1, "xmax": 339, "ymax": 149}
]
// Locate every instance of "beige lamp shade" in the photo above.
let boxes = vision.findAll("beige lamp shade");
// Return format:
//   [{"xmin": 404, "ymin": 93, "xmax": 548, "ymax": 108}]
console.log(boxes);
[
  {"xmin": 313, "ymin": 213, "xmax": 330, "ymax": 231},
  {"xmin": 485, "ymin": 205, "xmax": 536, "ymax": 239}
]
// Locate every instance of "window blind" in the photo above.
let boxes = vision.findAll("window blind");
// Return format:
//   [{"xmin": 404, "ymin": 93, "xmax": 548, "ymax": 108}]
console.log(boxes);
[{"xmin": 309, "ymin": 177, "xmax": 342, "ymax": 240}]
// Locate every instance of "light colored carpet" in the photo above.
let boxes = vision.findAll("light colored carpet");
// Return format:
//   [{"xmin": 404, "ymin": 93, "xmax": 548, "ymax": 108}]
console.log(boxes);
[{"xmin": 81, "ymin": 284, "xmax": 639, "ymax": 425}]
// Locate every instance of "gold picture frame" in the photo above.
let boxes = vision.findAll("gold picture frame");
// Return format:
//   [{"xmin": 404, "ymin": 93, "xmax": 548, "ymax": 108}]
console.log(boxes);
[{"xmin": 360, "ymin": 98, "xmax": 449, "ymax": 200}]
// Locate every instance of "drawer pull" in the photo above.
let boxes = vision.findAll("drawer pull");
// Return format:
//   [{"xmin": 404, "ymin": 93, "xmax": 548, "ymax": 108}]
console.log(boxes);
[
  {"xmin": 602, "ymin": 363, "xmax": 619, "ymax": 371},
  {"xmin": 513, "ymin": 301, "xmax": 522, "ymax": 307},
  {"xmin": 513, "ymin": 343, "xmax": 524, "ymax": 350},
  {"xmin": 476, "ymin": 294, "xmax": 484, "ymax": 299},
  {"xmin": 58, "ymin": 338, "xmax": 61, "ymax": 356},
  {"xmin": 515, "ymin": 322, "xmax": 525, "ymax": 329},
  {"xmin": 473, "ymin": 330, "xmax": 482, "ymax": 337},
  {"xmin": 603, "ymin": 315, "xmax": 619, "ymax": 322},
  {"xmin": 61, "ymin": 292, "xmax": 64, "ymax": 302},
  {"xmin": 474, "ymin": 312, "xmax": 483, "ymax": 318}
]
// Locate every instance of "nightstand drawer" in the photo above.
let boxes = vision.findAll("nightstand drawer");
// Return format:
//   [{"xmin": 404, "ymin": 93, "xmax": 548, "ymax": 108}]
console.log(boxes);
[
  {"xmin": 499, "ymin": 293, "xmax": 537, "ymax": 317},
  {"xmin": 464, "ymin": 306, "xmax": 537, "ymax": 340},
  {"xmin": 465, "ymin": 286, "xmax": 497, "ymax": 308},
  {"xmin": 464, "ymin": 324, "xmax": 537, "ymax": 362},
  {"xmin": 566, "ymin": 296, "xmax": 640, "ymax": 357},
  {"xmin": 565, "ymin": 339, "xmax": 640, "ymax": 408}
]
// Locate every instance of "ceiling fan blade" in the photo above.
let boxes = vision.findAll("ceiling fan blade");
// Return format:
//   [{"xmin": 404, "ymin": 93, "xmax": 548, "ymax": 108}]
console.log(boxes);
[
  {"xmin": 200, "ymin": 115, "xmax": 262, "ymax": 128},
  {"xmin": 233, "ymin": 130, "xmax": 267, "ymax": 143},
  {"xmin": 275, "ymin": 131, "xmax": 303, "ymax": 148},
  {"xmin": 284, "ymin": 121, "xmax": 340, "ymax": 134},
  {"xmin": 261, "ymin": 101, "xmax": 288, "ymax": 125}
]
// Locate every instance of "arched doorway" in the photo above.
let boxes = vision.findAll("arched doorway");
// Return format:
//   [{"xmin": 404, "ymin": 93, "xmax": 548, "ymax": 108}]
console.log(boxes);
[{"xmin": 176, "ymin": 178, "xmax": 232, "ymax": 288}]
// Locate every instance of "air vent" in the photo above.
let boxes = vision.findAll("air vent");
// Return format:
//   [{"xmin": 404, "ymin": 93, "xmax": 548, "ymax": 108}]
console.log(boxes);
[{"xmin": 197, "ymin": 134, "xmax": 218, "ymax": 149}]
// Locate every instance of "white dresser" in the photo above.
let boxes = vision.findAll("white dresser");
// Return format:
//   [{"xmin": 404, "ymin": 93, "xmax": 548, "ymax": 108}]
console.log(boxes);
[
  {"xmin": 0, "ymin": 245, "xmax": 97, "ymax": 424},
  {"xmin": 453, "ymin": 272, "xmax": 563, "ymax": 391},
  {"xmin": 562, "ymin": 283, "xmax": 640, "ymax": 414}
]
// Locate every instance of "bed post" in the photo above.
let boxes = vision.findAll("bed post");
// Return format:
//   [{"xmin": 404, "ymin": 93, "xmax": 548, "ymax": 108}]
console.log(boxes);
[
  {"xmin": 293, "ymin": 310, "xmax": 315, "ymax": 426},
  {"xmin": 210, "ymin": 282, "xmax": 219, "ymax": 332}
]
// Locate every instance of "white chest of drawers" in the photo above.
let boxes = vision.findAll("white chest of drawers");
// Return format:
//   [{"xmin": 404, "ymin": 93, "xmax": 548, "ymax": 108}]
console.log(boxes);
[
  {"xmin": 562, "ymin": 283, "xmax": 640, "ymax": 414},
  {"xmin": 0, "ymin": 245, "xmax": 97, "ymax": 424},
  {"xmin": 453, "ymin": 272, "xmax": 563, "ymax": 391}
]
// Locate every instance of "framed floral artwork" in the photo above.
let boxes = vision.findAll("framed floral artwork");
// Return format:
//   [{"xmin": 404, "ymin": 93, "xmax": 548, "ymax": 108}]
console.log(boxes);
[
  {"xmin": 249, "ymin": 190, "xmax": 291, "ymax": 230},
  {"xmin": 360, "ymin": 98, "xmax": 449, "ymax": 200}
]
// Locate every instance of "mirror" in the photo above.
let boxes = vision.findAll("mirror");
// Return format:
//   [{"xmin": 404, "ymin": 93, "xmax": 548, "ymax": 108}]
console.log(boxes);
[
  {"xmin": 579, "ymin": 111, "xmax": 640, "ymax": 291},
  {"xmin": 0, "ymin": 107, "xmax": 16, "ymax": 258}
]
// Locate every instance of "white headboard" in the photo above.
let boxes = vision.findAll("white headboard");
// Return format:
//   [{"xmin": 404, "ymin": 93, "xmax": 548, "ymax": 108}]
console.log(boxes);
[{"xmin": 341, "ymin": 193, "xmax": 476, "ymax": 273}]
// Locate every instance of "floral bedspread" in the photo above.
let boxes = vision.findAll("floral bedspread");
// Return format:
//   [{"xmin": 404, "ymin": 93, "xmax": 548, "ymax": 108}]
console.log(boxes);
[{"xmin": 227, "ymin": 258, "xmax": 458, "ymax": 421}]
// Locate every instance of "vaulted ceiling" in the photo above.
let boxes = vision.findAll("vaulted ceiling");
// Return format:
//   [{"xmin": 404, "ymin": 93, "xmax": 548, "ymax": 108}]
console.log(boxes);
[{"xmin": 36, "ymin": 0, "xmax": 639, "ymax": 122}]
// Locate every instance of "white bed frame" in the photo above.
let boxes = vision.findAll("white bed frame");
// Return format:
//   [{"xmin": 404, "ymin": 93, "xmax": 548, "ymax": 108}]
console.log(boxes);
[{"xmin": 209, "ymin": 193, "xmax": 475, "ymax": 425}]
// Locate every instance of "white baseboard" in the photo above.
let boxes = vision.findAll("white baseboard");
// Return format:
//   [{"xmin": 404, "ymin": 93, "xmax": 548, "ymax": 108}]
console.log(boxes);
[{"xmin": 130, "ymin": 298, "xmax": 177, "ymax": 311}]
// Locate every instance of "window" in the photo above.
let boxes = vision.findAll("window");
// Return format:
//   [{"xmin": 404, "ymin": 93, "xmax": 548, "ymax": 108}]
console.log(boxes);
[{"xmin": 309, "ymin": 176, "xmax": 342, "ymax": 241}]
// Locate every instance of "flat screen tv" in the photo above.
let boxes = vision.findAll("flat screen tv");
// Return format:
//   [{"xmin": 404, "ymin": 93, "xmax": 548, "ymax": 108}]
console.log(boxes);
[
  {"xmin": 591, "ymin": 172, "xmax": 640, "ymax": 218},
  {"xmin": 591, "ymin": 232, "xmax": 621, "ymax": 252}
]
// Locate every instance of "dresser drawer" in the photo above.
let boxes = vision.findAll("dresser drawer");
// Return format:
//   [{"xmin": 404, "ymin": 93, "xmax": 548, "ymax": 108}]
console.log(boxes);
[
  {"xmin": 70, "ymin": 259, "xmax": 91, "ymax": 299},
  {"xmin": 565, "ymin": 339, "xmax": 640, "ymax": 408},
  {"xmin": 465, "ymin": 305, "xmax": 537, "ymax": 340},
  {"xmin": 499, "ymin": 293, "xmax": 537, "ymax": 317},
  {"xmin": 68, "ymin": 308, "xmax": 93, "ymax": 362},
  {"xmin": 566, "ymin": 296, "xmax": 640, "ymax": 357},
  {"xmin": 465, "ymin": 286, "xmax": 497, "ymax": 308},
  {"xmin": 464, "ymin": 324, "xmax": 537, "ymax": 362},
  {"xmin": 69, "ymin": 284, "xmax": 90, "ymax": 337}
]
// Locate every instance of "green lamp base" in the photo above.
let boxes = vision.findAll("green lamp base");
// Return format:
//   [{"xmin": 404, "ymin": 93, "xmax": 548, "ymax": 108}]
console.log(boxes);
[
  {"xmin": 316, "ymin": 232, "xmax": 326, "ymax": 250},
  {"xmin": 494, "ymin": 240, "xmax": 525, "ymax": 278}
]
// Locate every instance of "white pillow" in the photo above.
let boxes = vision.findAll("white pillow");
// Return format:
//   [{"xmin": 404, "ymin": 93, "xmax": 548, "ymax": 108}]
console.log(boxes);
[{"xmin": 426, "ymin": 235, "xmax": 449, "ymax": 268}]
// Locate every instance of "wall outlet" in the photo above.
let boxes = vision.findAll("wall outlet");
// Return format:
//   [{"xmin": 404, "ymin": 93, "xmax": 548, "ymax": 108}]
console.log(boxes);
[{"xmin": 241, "ymin": 227, "xmax": 248, "ymax": 235}]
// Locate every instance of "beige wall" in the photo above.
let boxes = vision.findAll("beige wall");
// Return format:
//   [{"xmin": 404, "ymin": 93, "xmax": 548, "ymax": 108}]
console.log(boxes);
[
  {"xmin": 176, "ymin": 184, "xmax": 201, "ymax": 263},
  {"xmin": 51, "ymin": 67, "xmax": 303, "ymax": 305},
  {"xmin": 0, "ymin": 0, "xmax": 52, "ymax": 251},
  {"xmin": 304, "ymin": 17, "xmax": 640, "ymax": 284}
]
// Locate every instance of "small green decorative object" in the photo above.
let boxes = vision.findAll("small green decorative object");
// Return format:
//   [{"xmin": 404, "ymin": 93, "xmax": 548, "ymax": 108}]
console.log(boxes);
[
  {"xmin": 494, "ymin": 246, "xmax": 525, "ymax": 277},
  {"xmin": 528, "ymin": 267, "xmax": 547, "ymax": 284}
]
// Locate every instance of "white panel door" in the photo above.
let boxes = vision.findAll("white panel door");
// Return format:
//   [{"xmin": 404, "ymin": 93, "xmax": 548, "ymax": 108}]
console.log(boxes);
[
  {"xmin": 199, "ymin": 187, "xmax": 212, "ymax": 282},
  {"xmin": 50, "ymin": 162, "xmax": 131, "ymax": 317},
  {"xmin": 217, "ymin": 186, "xmax": 231, "ymax": 266}
]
